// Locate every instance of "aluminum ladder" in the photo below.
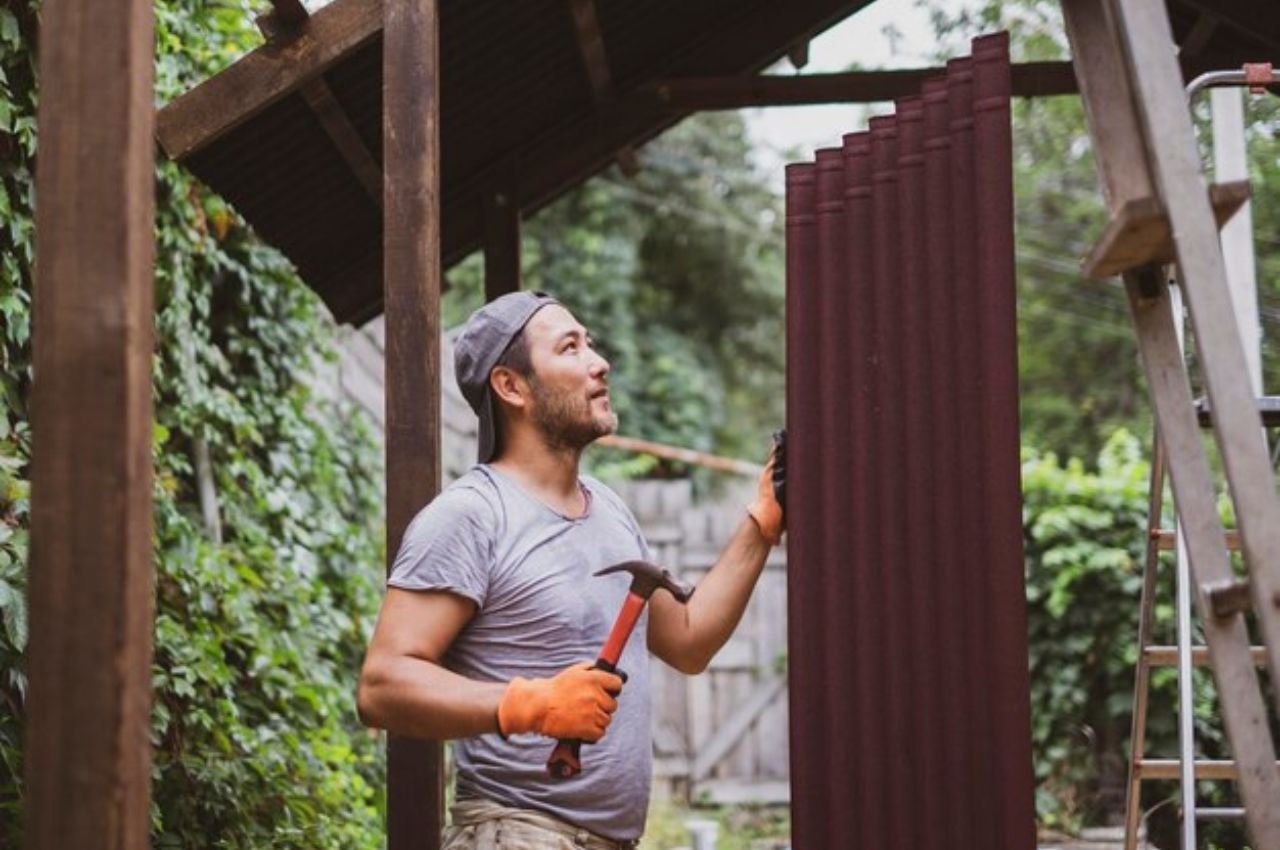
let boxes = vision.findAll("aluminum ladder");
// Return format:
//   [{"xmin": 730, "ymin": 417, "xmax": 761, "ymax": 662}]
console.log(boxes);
[
  {"xmin": 1061, "ymin": 0, "xmax": 1280, "ymax": 846},
  {"xmin": 1124, "ymin": 397, "xmax": 1280, "ymax": 850}
]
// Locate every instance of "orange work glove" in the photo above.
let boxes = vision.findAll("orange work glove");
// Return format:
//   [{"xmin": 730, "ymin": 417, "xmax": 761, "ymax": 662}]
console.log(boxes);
[
  {"xmin": 747, "ymin": 430, "xmax": 787, "ymax": 546},
  {"xmin": 497, "ymin": 662, "xmax": 624, "ymax": 742}
]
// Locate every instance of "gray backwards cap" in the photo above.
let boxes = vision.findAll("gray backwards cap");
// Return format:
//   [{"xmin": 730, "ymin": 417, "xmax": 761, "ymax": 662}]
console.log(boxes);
[{"xmin": 454, "ymin": 290, "xmax": 559, "ymax": 463}]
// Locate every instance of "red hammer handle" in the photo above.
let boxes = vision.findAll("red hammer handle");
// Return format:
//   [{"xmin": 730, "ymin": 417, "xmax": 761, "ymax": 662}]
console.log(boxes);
[
  {"xmin": 597, "ymin": 592, "xmax": 646, "ymax": 667},
  {"xmin": 547, "ymin": 593, "xmax": 647, "ymax": 779}
]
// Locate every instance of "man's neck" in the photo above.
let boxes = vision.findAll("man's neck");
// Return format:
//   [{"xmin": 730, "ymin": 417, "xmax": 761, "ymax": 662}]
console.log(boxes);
[{"xmin": 490, "ymin": 437, "xmax": 585, "ymax": 515}]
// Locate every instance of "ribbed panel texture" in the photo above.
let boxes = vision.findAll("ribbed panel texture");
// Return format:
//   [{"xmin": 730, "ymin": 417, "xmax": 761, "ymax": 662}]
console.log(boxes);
[{"xmin": 784, "ymin": 32, "xmax": 1034, "ymax": 850}]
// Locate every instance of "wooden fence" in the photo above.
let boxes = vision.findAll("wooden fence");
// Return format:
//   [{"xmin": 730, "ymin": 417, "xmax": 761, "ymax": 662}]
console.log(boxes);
[{"xmin": 321, "ymin": 318, "xmax": 792, "ymax": 803}]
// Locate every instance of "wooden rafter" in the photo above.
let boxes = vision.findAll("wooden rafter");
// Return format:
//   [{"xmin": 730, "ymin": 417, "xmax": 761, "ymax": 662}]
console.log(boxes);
[
  {"xmin": 1175, "ymin": 0, "xmax": 1280, "ymax": 54},
  {"xmin": 566, "ymin": 0, "xmax": 639, "ymax": 174},
  {"xmin": 483, "ymin": 187, "xmax": 521, "ymax": 301},
  {"xmin": 298, "ymin": 78, "xmax": 383, "ymax": 207},
  {"xmin": 156, "ymin": 0, "xmax": 382, "ymax": 161},
  {"xmin": 1179, "ymin": 9, "xmax": 1219, "ymax": 56},
  {"xmin": 249, "ymin": 3, "xmax": 383, "ymax": 208}
]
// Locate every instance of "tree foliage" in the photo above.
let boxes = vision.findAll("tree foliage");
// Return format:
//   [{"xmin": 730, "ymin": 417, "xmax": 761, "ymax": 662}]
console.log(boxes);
[{"xmin": 1, "ymin": 3, "xmax": 386, "ymax": 846}]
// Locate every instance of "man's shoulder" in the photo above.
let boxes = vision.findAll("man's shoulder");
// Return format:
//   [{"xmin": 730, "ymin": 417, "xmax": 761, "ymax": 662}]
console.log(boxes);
[{"xmin": 407, "ymin": 467, "xmax": 502, "ymax": 532}]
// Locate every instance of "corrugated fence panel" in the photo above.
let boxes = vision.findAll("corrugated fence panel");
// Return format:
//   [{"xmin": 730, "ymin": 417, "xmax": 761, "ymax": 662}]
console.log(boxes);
[
  {"xmin": 814, "ymin": 145, "xmax": 853, "ymax": 840},
  {"xmin": 784, "ymin": 31, "xmax": 1033, "ymax": 850},
  {"xmin": 784, "ymin": 161, "xmax": 822, "ymax": 850}
]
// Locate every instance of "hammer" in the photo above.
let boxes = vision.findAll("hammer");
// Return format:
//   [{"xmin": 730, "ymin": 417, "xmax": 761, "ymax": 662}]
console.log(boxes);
[{"xmin": 547, "ymin": 560, "xmax": 694, "ymax": 779}]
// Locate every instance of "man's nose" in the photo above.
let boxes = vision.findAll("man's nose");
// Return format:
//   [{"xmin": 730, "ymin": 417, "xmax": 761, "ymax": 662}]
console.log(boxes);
[{"xmin": 589, "ymin": 350, "xmax": 610, "ymax": 377}]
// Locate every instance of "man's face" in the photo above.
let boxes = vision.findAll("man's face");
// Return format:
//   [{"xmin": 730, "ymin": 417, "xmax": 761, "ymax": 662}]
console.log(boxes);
[{"xmin": 521, "ymin": 305, "xmax": 617, "ymax": 450}]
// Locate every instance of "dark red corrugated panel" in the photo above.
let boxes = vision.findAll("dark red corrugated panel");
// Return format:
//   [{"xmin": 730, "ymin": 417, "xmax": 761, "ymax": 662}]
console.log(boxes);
[
  {"xmin": 814, "ymin": 146, "xmax": 855, "ymax": 840},
  {"xmin": 840, "ymin": 129, "xmax": 880, "ymax": 845},
  {"xmin": 785, "ymin": 32, "xmax": 1032, "ymax": 849},
  {"xmin": 784, "ymin": 160, "xmax": 823, "ymax": 850},
  {"xmin": 972, "ymin": 32, "xmax": 1037, "ymax": 849}
]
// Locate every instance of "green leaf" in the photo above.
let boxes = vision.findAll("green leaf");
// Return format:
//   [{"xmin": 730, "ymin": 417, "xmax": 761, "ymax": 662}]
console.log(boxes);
[
  {"xmin": 0, "ymin": 9, "xmax": 19, "ymax": 49},
  {"xmin": 3, "ymin": 580, "xmax": 26, "ymax": 651}
]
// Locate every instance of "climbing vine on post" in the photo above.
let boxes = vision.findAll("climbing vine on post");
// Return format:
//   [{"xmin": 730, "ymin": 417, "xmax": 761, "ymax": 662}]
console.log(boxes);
[{"xmin": 0, "ymin": 3, "xmax": 388, "ymax": 847}]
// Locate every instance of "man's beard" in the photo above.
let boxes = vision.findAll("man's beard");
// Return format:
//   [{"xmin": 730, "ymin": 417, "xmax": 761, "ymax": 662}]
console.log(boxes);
[{"xmin": 528, "ymin": 376, "xmax": 618, "ymax": 452}]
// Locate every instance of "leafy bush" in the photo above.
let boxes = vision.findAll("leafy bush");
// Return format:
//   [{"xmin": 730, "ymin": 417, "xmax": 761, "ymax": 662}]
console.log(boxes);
[
  {"xmin": 0, "ymin": 3, "xmax": 387, "ymax": 847},
  {"xmin": 1023, "ymin": 430, "xmax": 1234, "ymax": 830}
]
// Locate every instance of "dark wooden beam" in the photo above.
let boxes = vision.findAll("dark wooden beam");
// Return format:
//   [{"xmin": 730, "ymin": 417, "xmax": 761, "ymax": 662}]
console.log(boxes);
[
  {"xmin": 635, "ymin": 56, "xmax": 1237, "ymax": 109},
  {"xmin": 1174, "ymin": 0, "xmax": 1280, "ymax": 54},
  {"xmin": 271, "ymin": 0, "xmax": 308, "ymax": 25},
  {"xmin": 566, "ymin": 0, "xmax": 640, "ymax": 174},
  {"xmin": 383, "ymin": 0, "xmax": 443, "ymax": 849},
  {"xmin": 249, "ymin": 3, "xmax": 382, "ymax": 209},
  {"xmin": 156, "ymin": 0, "xmax": 382, "ymax": 161},
  {"xmin": 1179, "ymin": 10, "xmax": 1219, "ymax": 57},
  {"xmin": 788, "ymin": 40, "xmax": 811, "ymax": 70},
  {"xmin": 256, "ymin": 0, "xmax": 310, "ymax": 39},
  {"xmin": 483, "ymin": 188, "xmax": 521, "ymax": 301},
  {"xmin": 26, "ymin": 0, "xmax": 156, "ymax": 847},
  {"xmin": 567, "ymin": 0, "xmax": 612, "ymax": 99},
  {"xmin": 299, "ymin": 78, "xmax": 383, "ymax": 208},
  {"xmin": 643, "ymin": 62, "xmax": 1081, "ymax": 109}
]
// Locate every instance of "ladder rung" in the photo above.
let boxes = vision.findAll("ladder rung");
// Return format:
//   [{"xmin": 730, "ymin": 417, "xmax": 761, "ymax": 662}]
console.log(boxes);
[
  {"xmin": 1137, "ymin": 759, "xmax": 1272, "ymax": 780},
  {"xmin": 1195, "ymin": 807, "xmax": 1246, "ymax": 820},
  {"xmin": 1143, "ymin": 645, "xmax": 1268, "ymax": 667},
  {"xmin": 1081, "ymin": 180, "xmax": 1251, "ymax": 279},
  {"xmin": 1153, "ymin": 529, "xmax": 1240, "ymax": 551}
]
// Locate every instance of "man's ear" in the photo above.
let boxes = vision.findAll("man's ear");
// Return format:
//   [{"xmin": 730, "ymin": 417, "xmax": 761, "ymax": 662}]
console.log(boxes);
[{"xmin": 489, "ymin": 366, "xmax": 529, "ymax": 411}]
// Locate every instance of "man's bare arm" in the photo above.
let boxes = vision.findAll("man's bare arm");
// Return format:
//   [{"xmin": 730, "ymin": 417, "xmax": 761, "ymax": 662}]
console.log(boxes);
[
  {"xmin": 357, "ymin": 587, "xmax": 506, "ymax": 739},
  {"xmin": 645, "ymin": 515, "xmax": 772, "ymax": 675}
]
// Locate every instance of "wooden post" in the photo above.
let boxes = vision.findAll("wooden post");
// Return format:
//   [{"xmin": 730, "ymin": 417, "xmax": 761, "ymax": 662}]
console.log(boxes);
[
  {"xmin": 383, "ymin": 0, "xmax": 444, "ymax": 848},
  {"xmin": 483, "ymin": 188, "xmax": 521, "ymax": 301},
  {"xmin": 25, "ymin": 0, "xmax": 156, "ymax": 847}
]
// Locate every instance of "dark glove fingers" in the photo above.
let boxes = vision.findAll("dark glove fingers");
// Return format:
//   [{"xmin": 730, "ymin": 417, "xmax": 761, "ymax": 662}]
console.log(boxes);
[{"xmin": 771, "ymin": 429, "xmax": 787, "ymax": 512}]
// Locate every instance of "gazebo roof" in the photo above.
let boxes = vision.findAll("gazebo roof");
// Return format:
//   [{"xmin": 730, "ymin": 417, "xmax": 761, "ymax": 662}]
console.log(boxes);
[{"xmin": 156, "ymin": 0, "xmax": 1279, "ymax": 325}]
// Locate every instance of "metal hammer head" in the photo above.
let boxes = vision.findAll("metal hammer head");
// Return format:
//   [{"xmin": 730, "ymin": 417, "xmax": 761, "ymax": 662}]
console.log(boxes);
[{"xmin": 595, "ymin": 560, "xmax": 694, "ymax": 603}]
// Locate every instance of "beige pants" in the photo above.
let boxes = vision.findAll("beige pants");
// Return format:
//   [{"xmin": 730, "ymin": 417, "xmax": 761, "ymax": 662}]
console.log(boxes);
[{"xmin": 442, "ymin": 797, "xmax": 638, "ymax": 850}]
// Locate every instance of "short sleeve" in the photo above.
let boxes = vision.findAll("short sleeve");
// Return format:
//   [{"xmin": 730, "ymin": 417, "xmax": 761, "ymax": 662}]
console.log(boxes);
[{"xmin": 387, "ymin": 484, "xmax": 497, "ymax": 607}]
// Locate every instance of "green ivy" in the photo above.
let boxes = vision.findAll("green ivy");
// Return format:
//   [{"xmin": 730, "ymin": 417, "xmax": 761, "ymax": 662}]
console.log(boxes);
[{"xmin": 0, "ymin": 3, "xmax": 386, "ymax": 847}]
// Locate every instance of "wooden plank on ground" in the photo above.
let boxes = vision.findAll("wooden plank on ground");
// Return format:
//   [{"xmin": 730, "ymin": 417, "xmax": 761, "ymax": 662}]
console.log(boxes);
[
  {"xmin": 384, "ymin": 0, "xmax": 443, "ymax": 847},
  {"xmin": 25, "ymin": 0, "xmax": 156, "ymax": 847},
  {"xmin": 156, "ymin": 0, "xmax": 382, "ymax": 160}
]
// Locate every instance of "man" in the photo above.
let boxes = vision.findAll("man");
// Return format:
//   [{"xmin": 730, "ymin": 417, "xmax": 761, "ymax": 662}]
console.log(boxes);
[{"xmin": 357, "ymin": 291, "xmax": 785, "ymax": 849}]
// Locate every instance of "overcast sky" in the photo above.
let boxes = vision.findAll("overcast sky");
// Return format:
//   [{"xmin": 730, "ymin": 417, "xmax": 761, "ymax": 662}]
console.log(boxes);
[{"xmin": 744, "ymin": 0, "xmax": 966, "ymax": 190}]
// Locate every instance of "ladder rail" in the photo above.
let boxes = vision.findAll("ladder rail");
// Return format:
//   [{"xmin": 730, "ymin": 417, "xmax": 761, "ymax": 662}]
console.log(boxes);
[
  {"xmin": 1122, "ymin": 439, "xmax": 1169, "ymax": 850},
  {"xmin": 1122, "ymin": 268, "xmax": 1280, "ymax": 845},
  {"xmin": 1113, "ymin": 0, "xmax": 1280, "ymax": 700},
  {"xmin": 1172, "ymin": 280, "xmax": 1196, "ymax": 850},
  {"xmin": 1106, "ymin": 59, "xmax": 1279, "ymax": 850}
]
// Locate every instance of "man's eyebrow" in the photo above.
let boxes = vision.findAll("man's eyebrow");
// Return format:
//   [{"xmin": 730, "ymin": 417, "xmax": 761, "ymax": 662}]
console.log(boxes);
[{"xmin": 555, "ymin": 329, "xmax": 590, "ymax": 345}]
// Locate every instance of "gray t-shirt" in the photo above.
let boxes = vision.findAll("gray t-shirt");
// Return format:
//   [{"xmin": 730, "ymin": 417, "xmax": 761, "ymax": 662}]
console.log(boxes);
[{"xmin": 387, "ymin": 465, "xmax": 654, "ymax": 840}]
